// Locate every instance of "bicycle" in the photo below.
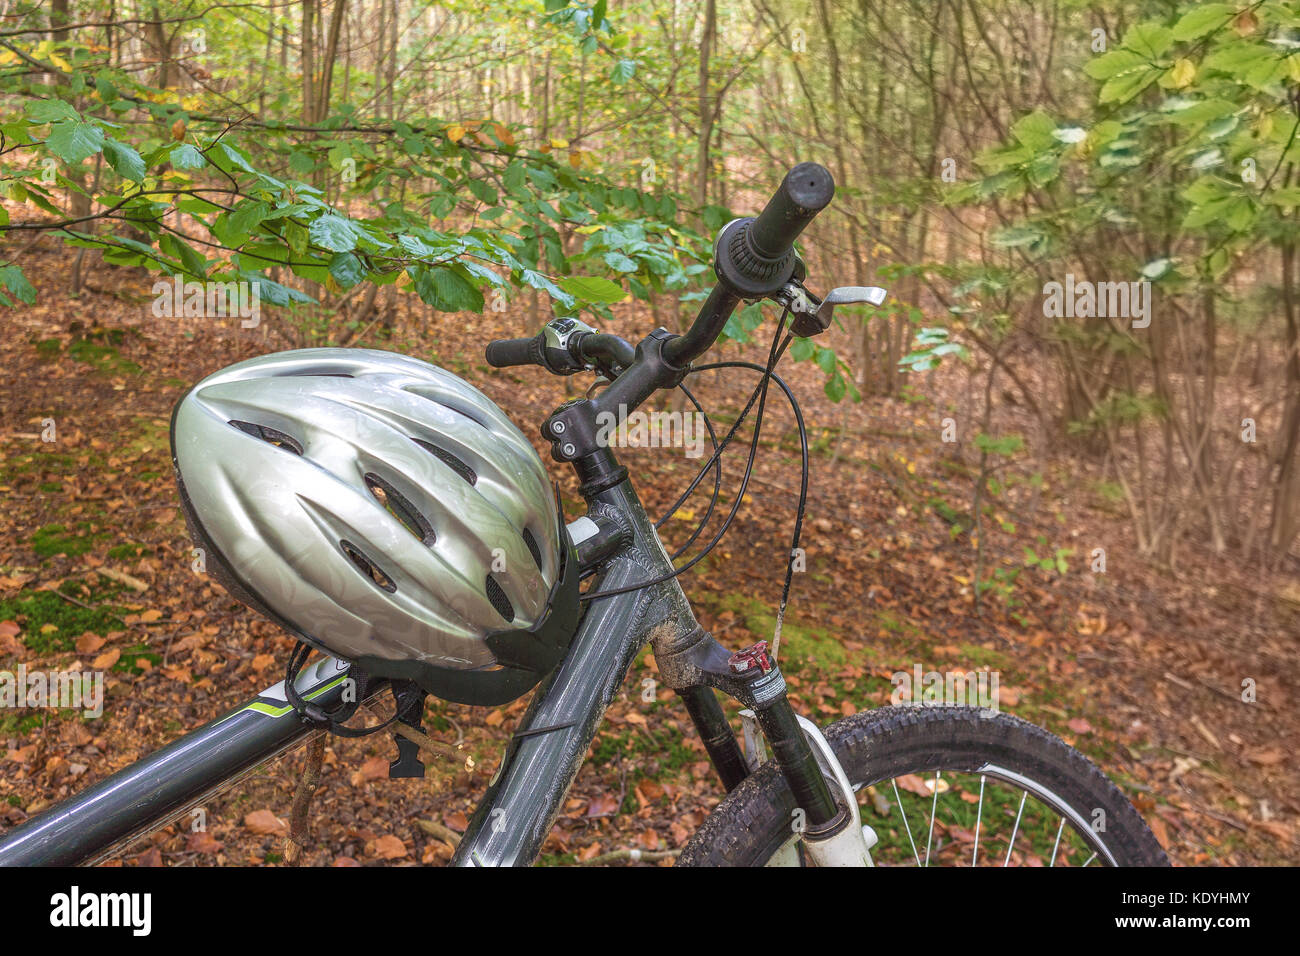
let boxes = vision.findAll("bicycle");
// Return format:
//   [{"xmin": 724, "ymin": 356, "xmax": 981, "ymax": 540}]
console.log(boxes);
[{"xmin": 0, "ymin": 163, "xmax": 1168, "ymax": 867}]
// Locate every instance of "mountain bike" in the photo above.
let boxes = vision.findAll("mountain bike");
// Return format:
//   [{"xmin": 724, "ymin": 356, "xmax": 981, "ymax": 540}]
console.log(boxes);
[{"xmin": 0, "ymin": 163, "xmax": 1168, "ymax": 867}]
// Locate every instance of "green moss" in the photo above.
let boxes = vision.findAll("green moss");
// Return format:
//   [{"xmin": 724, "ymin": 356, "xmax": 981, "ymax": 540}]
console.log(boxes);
[
  {"xmin": 956, "ymin": 642, "xmax": 1012, "ymax": 669},
  {"xmin": 700, "ymin": 592, "xmax": 851, "ymax": 670},
  {"xmin": 0, "ymin": 450, "xmax": 78, "ymax": 486},
  {"xmin": 30, "ymin": 522, "xmax": 108, "ymax": 558},
  {"xmin": 113, "ymin": 643, "xmax": 161, "ymax": 675},
  {"xmin": 0, "ymin": 712, "xmax": 47, "ymax": 735},
  {"xmin": 535, "ymin": 852, "xmax": 575, "ymax": 867},
  {"xmin": 106, "ymin": 543, "xmax": 148, "ymax": 560},
  {"xmin": 122, "ymin": 417, "xmax": 170, "ymax": 456},
  {"xmin": 0, "ymin": 579, "xmax": 127, "ymax": 654},
  {"xmin": 33, "ymin": 328, "xmax": 144, "ymax": 378}
]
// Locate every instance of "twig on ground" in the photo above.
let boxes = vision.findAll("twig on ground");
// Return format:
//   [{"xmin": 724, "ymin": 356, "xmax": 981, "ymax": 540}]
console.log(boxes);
[
  {"xmin": 415, "ymin": 818, "xmax": 463, "ymax": 846},
  {"xmin": 284, "ymin": 733, "xmax": 326, "ymax": 866},
  {"xmin": 98, "ymin": 567, "xmax": 150, "ymax": 592}
]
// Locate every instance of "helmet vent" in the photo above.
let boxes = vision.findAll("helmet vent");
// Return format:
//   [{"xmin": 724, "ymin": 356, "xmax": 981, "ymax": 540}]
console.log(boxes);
[
  {"xmin": 364, "ymin": 474, "xmax": 435, "ymax": 544},
  {"xmin": 412, "ymin": 438, "xmax": 477, "ymax": 485},
  {"xmin": 484, "ymin": 574, "xmax": 515, "ymax": 622},
  {"xmin": 340, "ymin": 540, "xmax": 396, "ymax": 592},
  {"xmin": 522, "ymin": 528, "xmax": 544, "ymax": 571},
  {"xmin": 229, "ymin": 420, "xmax": 303, "ymax": 455}
]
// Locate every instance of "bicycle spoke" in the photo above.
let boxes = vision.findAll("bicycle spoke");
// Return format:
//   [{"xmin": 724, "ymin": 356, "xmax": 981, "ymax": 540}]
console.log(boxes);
[
  {"xmin": 923, "ymin": 771, "xmax": 940, "ymax": 867},
  {"xmin": 891, "ymin": 779, "xmax": 922, "ymax": 867},
  {"xmin": 1003, "ymin": 790, "xmax": 1028, "ymax": 867},
  {"xmin": 1049, "ymin": 817, "xmax": 1066, "ymax": 867},
  {"xmin": 850, "ymin": 770, "xmax": 1121, "ymax": 868}
]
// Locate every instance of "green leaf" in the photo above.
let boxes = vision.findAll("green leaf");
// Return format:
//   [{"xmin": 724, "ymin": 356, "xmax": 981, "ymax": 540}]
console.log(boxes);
[
  {"xmin": 611, "ymin": 58, "xmax": 636, "ymax": 83},
  {"xmin": 286, "ymin": 150, "xmax": 314, "ymax": 175},
  {"xmin": 284, "ymin": 221, "xmax": 308, "ymax": 258},
  {"xmin": 1084, "ymin": 49, "xmax": 1147, "ymax": 81},
  {"xmin": 309, "ymin": 214, "xmax": 361, "ymax": 253},
  {"xmin": 990, "ymin": 225, "xmax": 1044, "ymax": 249},
  {"xmin": 103, "ymin": 138, "xmax": 145, "ymax": 182},
  {"xmin": 170, "ymin": 144, "xmax": 206, "ymax": 170},
  {"xmin": 520, "ymin": 269, "xmax": 575, "ymax": 308},
  {"xmin": 214, "ymin": 142, "xmax": 256, "ymax": 174},
  {"xmin": 558, "ymin": 275, "xmax": 626, "ymax": 304},
  {"xmin": 229, "ymin": 200, "xmax": 271, "ymax": 240},
  {"xmin": 602, "ymin": 251, "xmax": 637, "ymax": 273},
  {"xmin": 25, "ymin": 99, "xmax": 79, "ymax": 124},
  {"xmin": 1100, "ymin": 67, "xmax": 1162, "ymax": 104},
  {"xmin": 46, "ymin": 121, "xmax": 104, "ymax": 163},
  {"xmin": 160, "ymin": 234, "xmax": 207, "ymax": 278},
  {"xmin": 824, "ymin": 369, "xmax": 846, "ymax": 403},
  {"xmin": 1203, "ymin": 41, "xmax": 1273, "ymax": 75},
  {"xmin": 1182, "ymin": 196, "xmax": 1232, "ymax": 229},
  {"xmin": 328, "ymin": 252, "xmax": 364, "ymax": 289},
  {"xmin": 238, "ymin": 271, "xmax": 315, "ymax": 306},
  {"xmin": 1224, "ymin": 197, "xmax": 1255, "ymax": 231},
  {"xmin": 814, "ymin": 346, "xmax": 837, "ymax": 374},
  {"xmin": 503, "ymin": 162, "xmax": 528, "ymax": 196},
  {"xmin": 467, "ymin": 179, "xmax": 498, "ymax": 205},
  {"xmin": 1264, "ymin": 186, "xmax": 1300, "ymax": 207},
  {"xmin": 1171, "ymin": 4, "xmax": 1234, "ymax": 42},
  {"xmin": 1162, "ymin": 97, "xmax": 1236, "ymax": 126},
  {"xmin": 1011, "ymin": 110, "xmax": 1058, "ymax": 150},
  {"xmin": 413, "ymin": 265, "xmax": 483, "ymax": 312},
  {"xmin": 1123, "ymin": 23, "xmax": 1173, "ymax": 60},
  {"xmin": 0, "ymin": 263, "xmax": 37, "ymax": 305},
  {"xmin": 460, "ymin": 260, "xmax": 508, "ymax": 287}
]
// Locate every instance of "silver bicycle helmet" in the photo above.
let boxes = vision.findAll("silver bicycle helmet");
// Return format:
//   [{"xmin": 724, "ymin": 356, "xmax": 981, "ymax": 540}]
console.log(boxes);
[{"xmin": 170, "ymin": 347, "xmax": 579, "ymax": 705}]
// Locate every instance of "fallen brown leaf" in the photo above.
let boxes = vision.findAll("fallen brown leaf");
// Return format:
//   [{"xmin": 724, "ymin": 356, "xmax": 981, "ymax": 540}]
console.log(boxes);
[{"xmin": 243, "ymin": 809, "xmax": 287, "ymax": 836}]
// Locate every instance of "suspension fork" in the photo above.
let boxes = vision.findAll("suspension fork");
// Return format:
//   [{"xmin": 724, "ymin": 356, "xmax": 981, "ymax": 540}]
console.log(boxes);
[
  {"xmin": 676, "ymin": 686, "xmax": 748, "ymax": 792},
  {"xmin": 654, "ymin": 626, "xmax": 843, "ymax": 831}
]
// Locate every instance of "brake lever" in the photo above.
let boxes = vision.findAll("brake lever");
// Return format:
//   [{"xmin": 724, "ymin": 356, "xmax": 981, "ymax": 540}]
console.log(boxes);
[{"xmin": 784, "ymin": 283, "xmax": 888, "ymax": 338}]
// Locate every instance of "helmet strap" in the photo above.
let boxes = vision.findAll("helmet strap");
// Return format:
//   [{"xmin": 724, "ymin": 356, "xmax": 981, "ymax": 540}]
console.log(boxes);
[{"xmin": 282, "ymin": 641, "xmax": 425, "ymax": 741}]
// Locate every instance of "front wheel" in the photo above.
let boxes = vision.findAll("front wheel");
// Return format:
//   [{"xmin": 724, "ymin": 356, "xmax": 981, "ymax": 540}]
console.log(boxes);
[{"xmin": 677, "ymin": 706, "xmax": 1169, "ymax": 867}]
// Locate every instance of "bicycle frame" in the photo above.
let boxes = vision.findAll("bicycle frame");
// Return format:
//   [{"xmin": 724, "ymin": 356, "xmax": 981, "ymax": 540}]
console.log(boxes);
[{"xmin": 0, "ymin": 471, "xmax": 800, "ymax": 867}]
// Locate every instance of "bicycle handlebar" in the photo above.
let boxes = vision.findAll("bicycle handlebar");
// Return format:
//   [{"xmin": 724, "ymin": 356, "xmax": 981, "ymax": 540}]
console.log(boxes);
[{"xmin": 485, "ymin": 162, "xmax": 835, "ymax": 437}]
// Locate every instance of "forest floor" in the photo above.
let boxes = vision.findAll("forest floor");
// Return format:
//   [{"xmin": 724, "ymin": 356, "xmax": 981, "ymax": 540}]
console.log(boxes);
[{"xmin": 1, "ymin": 241, "xmax": 1297, "ymax": 867}]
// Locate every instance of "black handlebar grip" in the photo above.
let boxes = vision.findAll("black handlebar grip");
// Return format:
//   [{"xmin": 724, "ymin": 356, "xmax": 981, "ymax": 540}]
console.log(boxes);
[
  {"xmin": 714, "ymin": 162, "xmax": 835, "ymax": 297},
  {"xmin": 748, "ymin": 162, "xmax": 835, "ymax": 260},
  {"xmin": 485, "ymin": 335, "xmax": 544, "ymax": 368}
]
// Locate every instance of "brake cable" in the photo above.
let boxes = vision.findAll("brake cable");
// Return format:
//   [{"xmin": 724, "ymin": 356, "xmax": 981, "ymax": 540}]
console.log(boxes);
[
  {"xmin": 692, "ymin": 357, "xmax": 809, "ymax": 663},
  {"xmin": 579, "ymin": 310, "xmax": 793, "ymax": 602},
  {"xmin": 663, "ymin": 380, "xmax": 722, "ymax": 561}
]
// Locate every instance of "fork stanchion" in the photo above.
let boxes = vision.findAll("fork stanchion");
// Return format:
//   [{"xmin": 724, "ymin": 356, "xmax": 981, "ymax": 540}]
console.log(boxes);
[{"xmin": 676, "ymin": 685, "xmax": 750, "ymax": 792}]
